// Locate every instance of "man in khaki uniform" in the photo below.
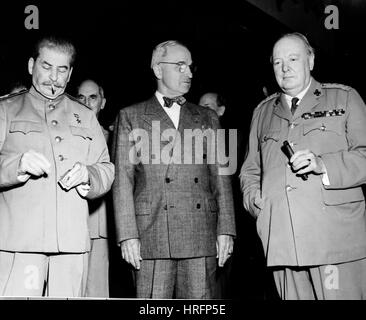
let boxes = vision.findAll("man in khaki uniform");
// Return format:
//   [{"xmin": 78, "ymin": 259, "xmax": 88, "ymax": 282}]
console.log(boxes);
[
  {"xmin": 240, "ymin": 32, "xmax": 366, "ymax": 299},
  {"xmin": 77, "ymin": 79, "xmax": 110, "ymax": 297},
  {"xmin": 0, "ymin": 36, "xmax": 114, "ymax": 297}
]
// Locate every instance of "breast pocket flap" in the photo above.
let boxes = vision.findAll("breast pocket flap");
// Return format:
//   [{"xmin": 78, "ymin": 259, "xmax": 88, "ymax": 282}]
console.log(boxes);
[
  {"xmin": 70, "ymin": 126, "xmax": 93, "ymax": 140},
  {"xmin": 9, "ymin": 121, "xmax": 43, "ymax": 134}
]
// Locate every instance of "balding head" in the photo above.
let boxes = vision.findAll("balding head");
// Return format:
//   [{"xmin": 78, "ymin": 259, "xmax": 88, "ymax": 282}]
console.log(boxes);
[
  {"xmin": 77, "ymin": 79, "xmax": 106, "ymax": 117},
  {"xmin": 199, "ymin": 92, "xmax": 225, "ymax": 117}
]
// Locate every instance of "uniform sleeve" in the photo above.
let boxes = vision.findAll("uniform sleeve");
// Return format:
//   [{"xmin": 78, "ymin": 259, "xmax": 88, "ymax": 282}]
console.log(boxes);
[
  {"xmin": 207, "ymin": 110, "xmax": 236, "ymax": 237},
  {"xmin": 85, "ymin": 113, "xmax": 115, "ymax": 199},
  {"xmin": 111, "ymin": 109, "xmax": 139, "ymax": 244},
  {"xmin": 0, "ymin": 103, "xmax": 26, "ymax": 188},
  {"xmin": 321, "ymin": 88, "xmax": 366, "ymax": 189},
  {"xmin": 239, "ymin": 107, "xmax": 263, "ymax": 219}
]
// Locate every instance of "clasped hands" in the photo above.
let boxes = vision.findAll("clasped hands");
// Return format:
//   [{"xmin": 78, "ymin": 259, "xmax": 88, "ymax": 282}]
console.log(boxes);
[
  {"xmin": 289, "ymin": 149, "xmax": 326, "ymax": 176},
  {"xmin": 18, "ymin": 150, "xmax": 89, "ymax": 194}
]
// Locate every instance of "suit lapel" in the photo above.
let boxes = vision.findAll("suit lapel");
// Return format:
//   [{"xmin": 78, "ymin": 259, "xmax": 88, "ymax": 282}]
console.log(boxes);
[
  {"xmin": 177, "ymin": 102, "xmax": 201, "ymax": 134},
  {"xmin": 142, "ymin": 96, "xmax": 176, "ymax": 131}
]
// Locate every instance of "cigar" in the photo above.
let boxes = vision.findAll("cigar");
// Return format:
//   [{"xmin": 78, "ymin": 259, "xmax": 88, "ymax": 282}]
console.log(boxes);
[
  {"xmin": 51, "ymin": 84, "xmax": 55, "ymax": 95},
  {"xmin": 281, "ymin": 140, "xmax": 308, "ymax": 181}
]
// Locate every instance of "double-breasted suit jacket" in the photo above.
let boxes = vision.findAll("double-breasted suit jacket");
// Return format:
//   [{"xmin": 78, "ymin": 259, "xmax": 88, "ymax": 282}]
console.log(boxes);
[
  {"xmin": 112, "ymin": 96, "xmax": 236, "ymax": 259},
  {"xmin": 0, "ymin": 88, "xmax": 115, "ymax": 253},
  {"xmin": 240, "ymin": 79, "xmax": 366, "ymax": 267}
]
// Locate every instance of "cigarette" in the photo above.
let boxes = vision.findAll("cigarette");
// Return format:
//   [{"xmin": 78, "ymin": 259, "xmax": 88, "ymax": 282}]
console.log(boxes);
[{"xmin": 51, "ymin": 84, "xmax": 55, "ymax": 95}]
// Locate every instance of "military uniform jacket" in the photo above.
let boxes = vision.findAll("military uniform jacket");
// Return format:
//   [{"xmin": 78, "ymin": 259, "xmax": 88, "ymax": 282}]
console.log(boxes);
[
  {"xmin": 240, "ymin": 78, "xmax": 366, "ymax": 266},
  {"xmin": 0, "ymin": 87, "xmax": 114, "ymax": 253},
  {"xmin": 112, "ymin": 96, "xmax": 236, "ymax": 259},
  {"xmin": 88, "ymin": 127, "xmax": 110, "ymax": 239}
]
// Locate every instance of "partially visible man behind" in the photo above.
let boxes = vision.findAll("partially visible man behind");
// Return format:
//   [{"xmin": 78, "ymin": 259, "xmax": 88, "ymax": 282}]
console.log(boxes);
[
  {"xmin": 0, "ymin": 36, "xmax": 114, "ymax": 297},
  {"xmin": 240, "ymin": 32, "xmax": 366, "ymax": 299},
  {"xmin": 199, "ymin": 92, "xmax": 226, "ymax": 118},
  {"xmin": 77, "ymin": 79, "xmax": 110, "ymax": 297},
  {"xmin": 112, "ymin": 40, "xmax": 236, "ymax": 299}
]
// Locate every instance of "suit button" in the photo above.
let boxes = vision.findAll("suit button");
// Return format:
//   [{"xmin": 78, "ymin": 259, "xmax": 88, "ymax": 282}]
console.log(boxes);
[
  {"xmin": 51, "ymin": 120, "xmax": 58, "ymax": 126},
  {"xmin": 196, "ymin": 203, "xmax": 201, "ymax": 209},
  {"xmin": 58, "ymin": 155, "xmax": 64, "ymax": 161},
  {"xmin": 165, "ymin": 178, "xmax": 170, "ymax": 183},
  {"xmin": 289, "ymin": 123, "xmax": 296, "ymax": 129},
  {"xmin": 49, "ymin": 104, "xmax": 55, "ymax": 110},
  {"xmin": 286, "ymin": 185, "xmax": 295, "ymax": 192},
  {"xmin": 194, "ymin": 177, "xmax": 198, "ymax": 183},
  {"xmin": 55, "ymin": 136, "xmax": 62, "ymax": 143}
]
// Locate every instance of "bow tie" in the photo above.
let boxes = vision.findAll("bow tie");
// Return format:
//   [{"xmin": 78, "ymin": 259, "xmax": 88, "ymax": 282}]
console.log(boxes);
[{"xmin": 163, "ymin": 96, "xmax": 186, "ymax": 108}]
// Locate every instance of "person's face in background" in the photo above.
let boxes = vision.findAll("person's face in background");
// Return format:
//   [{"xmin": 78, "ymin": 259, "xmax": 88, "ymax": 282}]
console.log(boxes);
[
  {"xmin": 199, "ymin": 93, "xmax": 225, "ymax": 117},
  {"xmin": 153, "ymin": 45, "xmax": 193, "ymax": 97},
  {"xmin": 272, "ymin": 36, "xmax": 314, "ymax": 97},
  {"xmin": 77, "ymin": 80, "xmax": 106, "ymax": 117},
  {"xmin": 28, "ymin": 47, "xmax": 73, "ymax": 99}
]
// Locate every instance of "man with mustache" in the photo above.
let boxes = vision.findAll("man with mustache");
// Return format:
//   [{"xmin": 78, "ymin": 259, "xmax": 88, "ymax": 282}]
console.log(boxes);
[
  {"xmin": 240, "ymin": 32, "xmax": 366, "ymax": 299},
  {"xmin": 112, "ymin": 40, "xmax": 236, "ymax": 298},
  {"xmin": 0, "ymin": 36, "xmax": 114, "ymax": 297}
]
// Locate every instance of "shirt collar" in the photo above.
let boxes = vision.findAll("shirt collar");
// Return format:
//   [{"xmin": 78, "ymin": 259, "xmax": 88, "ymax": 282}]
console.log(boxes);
[
  {"xmin": 284, "ymin": 78, "xmax": 312, "ymax": 108},
  {"xmin": 155, "ymin": 91, "xmax": 183, "ymax": 109}
]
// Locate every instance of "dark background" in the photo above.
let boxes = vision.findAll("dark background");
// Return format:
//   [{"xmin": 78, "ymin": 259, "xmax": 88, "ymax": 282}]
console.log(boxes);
[{"xmin": 1, "ymin": 0, "xmax": 365, "ymax": 300}]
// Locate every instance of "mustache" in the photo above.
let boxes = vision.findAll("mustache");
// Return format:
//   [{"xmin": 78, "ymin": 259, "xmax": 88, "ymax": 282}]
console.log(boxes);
[{"xmin": 42, "ymin": 82, "xmax": 64, "ymax": 88}]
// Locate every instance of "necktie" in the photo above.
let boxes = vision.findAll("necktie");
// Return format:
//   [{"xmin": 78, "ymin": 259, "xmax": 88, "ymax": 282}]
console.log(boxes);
[
  {"xmin": 163, "ymin": 96, "xmax": 186, "ymax": 108},
  {"xmin": 291, "ymin": 97, "xmax": 299, "ymax": 115}
]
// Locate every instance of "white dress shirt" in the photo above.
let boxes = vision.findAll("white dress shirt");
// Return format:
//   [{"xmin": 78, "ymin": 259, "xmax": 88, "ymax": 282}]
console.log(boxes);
[{"xmin": 155, "ymin": 91, "xmax": 181, "ymax": 129}]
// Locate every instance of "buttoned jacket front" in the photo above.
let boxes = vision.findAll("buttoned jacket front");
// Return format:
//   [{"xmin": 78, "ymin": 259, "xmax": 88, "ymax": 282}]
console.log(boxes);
[
  {"xmin": 112, "ymin": 96, "xmax": 236, "ymax": 259},
  {"xmin": 0, "ymin": 87, "xmax": 114, "ymax": 253},
  {"xmin": 241, "ymin": 79, "xmax": 366, "ymax": 266}
]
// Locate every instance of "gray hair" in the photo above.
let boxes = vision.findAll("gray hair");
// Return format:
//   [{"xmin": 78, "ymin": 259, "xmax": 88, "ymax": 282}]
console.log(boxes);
[
  {"xmin": 270, "ymin": 32, "xmax": 315, "ymax": 63},
  {"xmin": 150, "ymin": 40, "xmax": 186, "ymax": 68}
]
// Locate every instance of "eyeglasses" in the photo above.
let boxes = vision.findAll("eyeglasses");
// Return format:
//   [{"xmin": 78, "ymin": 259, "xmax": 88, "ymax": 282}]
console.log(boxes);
[{"xmin": 158, "ymin": 61, "xmax": 197, "ymax": 73}]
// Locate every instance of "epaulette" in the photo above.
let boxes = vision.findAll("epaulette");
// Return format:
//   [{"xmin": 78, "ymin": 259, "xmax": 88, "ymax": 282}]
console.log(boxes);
[
  {"xmin": 256, "ymin": 92, "xmax": 280, "ymax": 109},
  {"xmin": 65, "ymin": 93, "xmax": 92, "ymax": 111},
  {"xmin": 0, "ymin": 89, "xmax": 28, "ymax": 102},
  {"xmin": 321, "ymin": 83, "xmax": 352, "ymax": 91}
]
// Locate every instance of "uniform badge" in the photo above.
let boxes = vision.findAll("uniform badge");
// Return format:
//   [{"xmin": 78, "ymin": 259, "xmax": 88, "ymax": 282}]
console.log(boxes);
[
  {"xmin": 301, "ymin": 109, "xmax": 345, "ymax": 120},
  {"xmin": 314, "ymin": 89, "xmax": 321, "ymax": 96},
  {"xmin": 73, "ymin": 113, "xmax": 81, "ymax": 124}
]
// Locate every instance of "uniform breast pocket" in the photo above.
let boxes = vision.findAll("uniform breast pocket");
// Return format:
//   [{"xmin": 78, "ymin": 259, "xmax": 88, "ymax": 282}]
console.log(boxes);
[
  {"xmin": 260, "ymin": 130, "xmax": 281, "ymax": 168},
  {"xmin": 8, "ymin": 120, "xmax": 44, "ymax": 151},
  {"xmin": 302, "ymin": 119, "xmax": 346, "ymax": 153},
  {"xmin": 69, "ymin": 126, "xmax": 93, "ymax": 156}
]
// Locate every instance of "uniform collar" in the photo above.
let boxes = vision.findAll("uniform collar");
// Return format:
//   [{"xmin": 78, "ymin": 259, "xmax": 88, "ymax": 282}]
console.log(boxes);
[
  {"xmin": 29, "ymin": 85, "xmax": 65, "ymax": 105},
  {"xmin": 284, "ymin": 78, "xmax": 312, "ymax": 109},
  {"xmin": 274, "ymin": 78, "xmax": 322, "ymax": 121}
]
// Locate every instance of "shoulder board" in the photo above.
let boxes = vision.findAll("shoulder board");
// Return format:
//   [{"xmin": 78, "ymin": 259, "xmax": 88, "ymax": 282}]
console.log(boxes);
[
  {"xmin": 0, "ymin": 89, "xmax": 28, "ymax": 102},
  {"xmin": 65, "ymin": 93, "xmax": 92, "ymax": 110},
  {"xmin": 321, "ymin": 83, "xmax": 352, "ymax": 91},
  {"xmin": 256, "ymin": 92, "xmax": 280, "ymax": 108}
]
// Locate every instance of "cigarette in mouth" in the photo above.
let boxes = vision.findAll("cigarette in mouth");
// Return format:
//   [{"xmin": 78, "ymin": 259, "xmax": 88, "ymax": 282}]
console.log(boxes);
[{"xmin": 51, "ymin": 84, "xmax": 55, "ymax": 95}]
